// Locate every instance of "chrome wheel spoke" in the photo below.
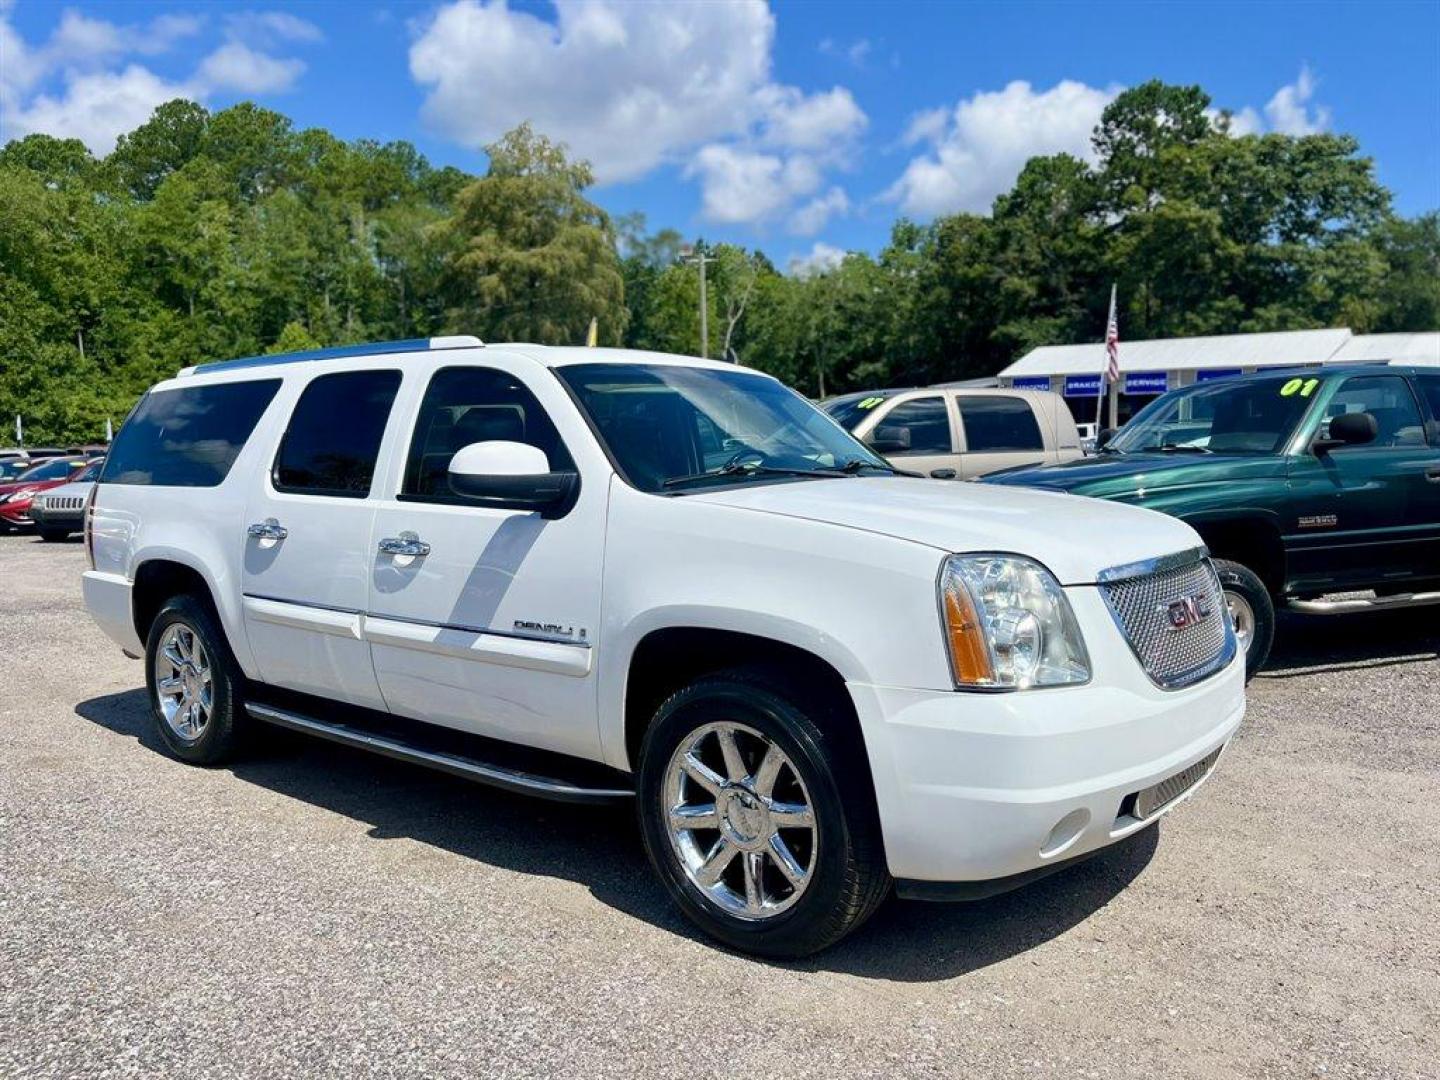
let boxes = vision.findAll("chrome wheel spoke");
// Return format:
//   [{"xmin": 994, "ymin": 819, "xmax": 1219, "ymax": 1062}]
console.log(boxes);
[
  {"xmin": 153, "ymin": 622, "xmax": 214, "ymax": 743},
  {"xmin": 768, "ymin": 834, "xmax": 806, "ymax": 886},
  {"xmin": 695, "ymin": 837, "xmax": 737, "ymax": 887},
  {"xmin": 752, "ymin": 743, "xmax": 784, "ymax": 797},
  {"xmin": 682, "ymin": 753, "xmax": 724, "ymax": 797},
  {"xmin": 742, "ymin": 850, "xmax": 764, "ymax": 914},
  {"xmin": 716, "ymin": 727, "xmax": 747, "ymax": 782},
  {"xmin": 670, "ymin": 804, "xmax": 719, "ymax": 830},
  {"xmin": 162, "ymin": 643, "xmax": 185, "ymax": 669},
  {"xmin": 157, "ymin": 675, "xmax": 183, "ymax": 695},
  {"xmin": 769, "ymin": 801, "xmax": 813, "ymax": 828}
]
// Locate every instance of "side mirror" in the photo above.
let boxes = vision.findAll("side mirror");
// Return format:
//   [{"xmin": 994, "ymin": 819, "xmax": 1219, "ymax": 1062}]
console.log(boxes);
[
  {"xmin": 868, "ymin": 425, "xmax": 912, "ymax": 454},
  {"xmin": 1096, "ymin": 428, "xmax": 1116, "ymax": 449},
  {"xmin": 930, "ymin": 468, "xmax": 957, "ymax": 480},
  {"xmin": 1315, "ymin": 411, "xmax": 1377, "ymax": 454},
  {"xmin": 447, "ymin": 441, "xmax": 578, "ymax": 517}
]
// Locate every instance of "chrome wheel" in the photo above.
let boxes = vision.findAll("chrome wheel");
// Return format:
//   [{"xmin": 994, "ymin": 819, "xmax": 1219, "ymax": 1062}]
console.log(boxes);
[
  {"xmin": 662, "ymin": 721, "xmax": 817, "ymax": 921},
  {"xmin": 154, "ymin": 622, "xmax": 213, "ymax": 741},
  {"xmin": 1224, "ymin": 589, "xmax": 1255, "ymax": 652}
]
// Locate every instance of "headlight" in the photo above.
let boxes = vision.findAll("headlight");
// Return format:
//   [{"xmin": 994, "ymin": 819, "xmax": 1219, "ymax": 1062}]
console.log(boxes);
[{"xmin": 939, "ymin": 554, "xmax": 1090, "ymax": 690}]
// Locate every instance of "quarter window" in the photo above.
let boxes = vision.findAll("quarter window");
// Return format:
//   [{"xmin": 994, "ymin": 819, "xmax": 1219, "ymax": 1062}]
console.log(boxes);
[
  {"xmin": 402, "ymin": 366, "xmax": 573, "ymax": 502},
  {"xmin": 1322, "ymin": 376, "xmax": 1426, "ymax": 449},
  {"xmin": 956, "ymin": 396, "xmax": 1044, "ymax": 452},
  {"xmin": 876, "ymin": 396, "xmax": 952, "ymax": 455},
  {"xmin": 101, "ymin": 379, "xmax": 281, "ymax": 487},
  {"xmin": 273, "ymin": 370, "xmax": 401, "ymax": 497}
]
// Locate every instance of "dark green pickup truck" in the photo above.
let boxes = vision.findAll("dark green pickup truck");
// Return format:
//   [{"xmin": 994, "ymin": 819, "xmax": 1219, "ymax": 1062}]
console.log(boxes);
[{"xmin": 987, "ymin": 364, "xmax": 1440, "ymax": 676}]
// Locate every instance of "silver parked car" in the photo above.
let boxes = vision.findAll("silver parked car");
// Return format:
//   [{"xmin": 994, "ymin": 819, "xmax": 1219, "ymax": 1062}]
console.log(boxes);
[{"xmin": 30, "ymin": 459, "xmax": 102, "ymax": 541}]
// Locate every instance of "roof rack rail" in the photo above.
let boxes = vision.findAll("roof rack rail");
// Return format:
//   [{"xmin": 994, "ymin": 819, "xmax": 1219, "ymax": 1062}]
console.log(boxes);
[{"xmin": 184, "ymin": 335, "xmax": 484, "ymax": 376}]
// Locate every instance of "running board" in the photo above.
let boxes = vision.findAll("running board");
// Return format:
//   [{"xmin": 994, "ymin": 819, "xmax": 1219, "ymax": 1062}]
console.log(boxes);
[
  {"xmin": 245, "ymin": 702, "xmax": 633, "ymax": 805},
  {"xmin": 1288, "ymin": 590, "xmax": 1440, "ymax": 615}
]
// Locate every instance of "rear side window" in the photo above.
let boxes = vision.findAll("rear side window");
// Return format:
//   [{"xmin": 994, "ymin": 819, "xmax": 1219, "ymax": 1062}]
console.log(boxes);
[
  {"xmin": 273, "ymin": 370, "xmax": 401, "ymax": 497},
  {"xmin": 1417, "ymin": 376, "xmax": 1440, "ymax": 444},
  {"xmin": 878, "ymin": 396, "xmax": 952, "ymax": 454},
  {"xmin": 402, "ymin": 366, "xmax": 573, "ymax": 502},
  {"xmin": 101, "ymin": 379, "xmax": 281, "ymax": 487},
  {"xmin": 956, "ymin": 395, "xmax": 1044, "ymax": 452}
]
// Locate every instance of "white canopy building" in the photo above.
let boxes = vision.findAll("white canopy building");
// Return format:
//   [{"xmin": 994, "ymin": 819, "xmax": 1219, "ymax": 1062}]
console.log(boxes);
[{"xmin": 996, "ymin": 328, "xmax": 1440, "ymax": 427}]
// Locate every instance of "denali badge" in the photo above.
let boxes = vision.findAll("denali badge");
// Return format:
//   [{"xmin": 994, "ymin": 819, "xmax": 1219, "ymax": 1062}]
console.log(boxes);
[{"xmin": 1162, "ymin": 594, "xmax": 1212, "ymax": 631}]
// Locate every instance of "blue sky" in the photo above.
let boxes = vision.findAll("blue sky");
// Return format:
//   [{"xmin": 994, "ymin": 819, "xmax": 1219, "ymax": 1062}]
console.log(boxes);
[{"xmin": 3, "ymin": 0, "xmax": 1437, "ymax": 273}]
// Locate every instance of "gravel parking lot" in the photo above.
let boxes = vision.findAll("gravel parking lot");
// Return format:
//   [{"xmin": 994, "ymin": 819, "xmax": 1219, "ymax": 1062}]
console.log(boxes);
[{"xmin": 1, "ymin": 533, "xmax": 1437, "ymax": 1080}]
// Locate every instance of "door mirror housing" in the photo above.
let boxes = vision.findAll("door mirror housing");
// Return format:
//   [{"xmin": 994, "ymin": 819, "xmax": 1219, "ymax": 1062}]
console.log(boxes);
[
  {"xmin": 1314, "ymin": 411, "xmax": 1377, "ymax": 455},
  {"xmin": 1096, "ymin": 427, "xmax": 1117, "ymax": 450},
  {"xmin": 447, "ymin": 441, "xmax": 578, "ymax": 517},
  {"xmin": 868, "ymin": 425, "xmax": 912, "ymax": 454}
]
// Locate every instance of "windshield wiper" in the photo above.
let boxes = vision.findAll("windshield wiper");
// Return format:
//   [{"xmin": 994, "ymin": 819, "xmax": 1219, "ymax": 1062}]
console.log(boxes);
[
  {"xmin": 662, "ymin": 460, "xmax": 849, "ymax": 489},
  {"xmin": 1154, "ymin": 443, "xmax": 1213, "ymax": 454},
  {"xmin": 832, "ymin": 458, "xmax": 923, "ymax": 478}
]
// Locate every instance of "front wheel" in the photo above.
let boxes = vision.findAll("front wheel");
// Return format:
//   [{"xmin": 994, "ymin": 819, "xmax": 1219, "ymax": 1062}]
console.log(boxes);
[
  {"xmin": 636, "ymin": 669, "xmax": 890, "ymax": 958},
  {"xmin": 1213, "ymin": 558, "xmax": 1274, "ymax": 680},
  {"xmin": 38, "ymin": 527, "xmax": 70, "ymax": 542}
]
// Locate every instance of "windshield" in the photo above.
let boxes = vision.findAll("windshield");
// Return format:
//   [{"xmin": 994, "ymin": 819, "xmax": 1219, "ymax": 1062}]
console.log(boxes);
[
  {"xmin": 0, "ymin": 459, "xmax": 31, "ymax": 481},
  {"xmin": 1109, "ymin": 376, "xmax": 1320, "ymax": 455},
  {"xmin": 556, "ymin": 363, "xmax": 893, "ymax": 492},
  {"xmin": 822, "ymin": 391, "xmax": 901, "ymax": 431},
  {"xmin": 14, "ymin": 458, "xmax": 82, "ymax": 483}
]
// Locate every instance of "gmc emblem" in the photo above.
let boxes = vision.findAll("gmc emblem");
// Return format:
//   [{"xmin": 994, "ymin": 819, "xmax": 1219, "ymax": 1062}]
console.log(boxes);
[{"xmin": 1163, "ymin": 594, "xmax": 1212, "ymax": 631}]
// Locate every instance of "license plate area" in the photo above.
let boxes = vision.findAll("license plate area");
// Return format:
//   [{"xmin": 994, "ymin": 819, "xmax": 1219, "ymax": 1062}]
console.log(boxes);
[{"xmin": 1120, "ymin": 746, "xmax": 1223, "ymax": 822}]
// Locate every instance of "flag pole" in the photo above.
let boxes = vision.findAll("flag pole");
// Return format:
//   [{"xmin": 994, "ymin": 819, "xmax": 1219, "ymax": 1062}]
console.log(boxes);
[{"xmin": 1097, "ymin": 284, "xmax": 1119, "ymax": 430}]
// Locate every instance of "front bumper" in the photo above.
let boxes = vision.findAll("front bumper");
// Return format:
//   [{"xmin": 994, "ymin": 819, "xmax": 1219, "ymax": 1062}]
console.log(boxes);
[
  {"xmin": 848, "ymin": 585, "xmax": 1246, "ymax": 886},
  {"xmin": 30, "ymin": 504, "xmax": 82, "ymax": 530},
  {"xmin": 0, "ymin": 501, "xmax": 35, "ymax": 527}
]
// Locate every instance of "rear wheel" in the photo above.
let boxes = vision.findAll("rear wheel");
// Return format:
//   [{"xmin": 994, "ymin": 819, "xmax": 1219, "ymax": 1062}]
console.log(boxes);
[
  {"xmin": 636, "ymin": 669, "xmax": 890, "ymax": 958},
  {"xmin": 1213, "ymin": 558, "xmax": 1274, "ymax": 680},
  {"xmin": 144, "ymin": 594, "xmax": 247, "ymax": 764}
]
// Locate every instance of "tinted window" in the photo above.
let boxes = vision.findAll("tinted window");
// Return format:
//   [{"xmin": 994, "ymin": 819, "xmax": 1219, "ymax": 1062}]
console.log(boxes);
[
  {"xmin": 102, "ymin": 380, "xmax": 280, "ymax": 487},
  {"xmin": 1322, "ymin": 376, "xmax": 1425, "ymax": 449},
  {"xmin": 74, "ymin": 462, "xmax": 102, "ymax": 483},
  {"xmin": 878, "ymin": 397, "xmax": 951, "ymax": 455},
  {"xmin": 403, "ymin": 367, "xmax": 573, "ymax": 501},
  {"xmin": 274, "ymin": 370, "xmax": 400, "ymax": 497},
  {"xmin": 14, "ymin": 458, "xmax": 83, "ymax": 482},
  {"xmin": 956, "ymin": 395, "xmax": 1044, "ymax": 452},
  {"xmin": 1417, "ymin": 375, "xmax": 1440, "ymax": 444}
]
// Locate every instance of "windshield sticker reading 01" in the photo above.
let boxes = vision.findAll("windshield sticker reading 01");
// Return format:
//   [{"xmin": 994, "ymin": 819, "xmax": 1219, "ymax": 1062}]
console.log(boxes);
[
  {"xmin": 1279, "ymin": 377, "xmax": 1320, "ymax": 398},
  {"xmin": 857, "ymin": 396, "xmax": 887, "ymax": 409}
]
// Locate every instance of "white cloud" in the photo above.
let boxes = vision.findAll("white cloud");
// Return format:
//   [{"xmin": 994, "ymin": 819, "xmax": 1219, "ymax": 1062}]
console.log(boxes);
[
  {"xmin": 888, "ymin": 79, "xmax": 1117, "ymax": 217},
  {"xmin": 0, "ymin": 5, "xmax": 314, "ymax": 154},
  {"xmin": 787, "ymin": 241, "xmax": 846, "ymax": 278},
  {"xmin": 790, "ymin": 186, "xmax": 849, "ymax": 236},
  {"xmin": 409, "ymin": 0, "xmax": 867, "ymax": 228},
  {"xmin": 900, "ymin": 106, "xmax": 949, "ymax": 147},
  {"xmin": 819, "ymin": 36, "xmax": 871, "ymax": 67},
  {"xmin": 1264, "ymin": 66, "xmax": 1330, "ymax": 136},
  {"xmin": 194, "ymin": 42, "xmax": 305, "ymax": 95}
]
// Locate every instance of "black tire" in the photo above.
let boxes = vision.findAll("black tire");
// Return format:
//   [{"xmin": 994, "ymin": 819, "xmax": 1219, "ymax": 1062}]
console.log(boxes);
[
  {"xmin": 636, "ymin": 668, "xmax": 890, "ymax": 959},
  {"xmin": 1213, "ymin": 558, "xmax": 1274, "ymax": 680},
  {"xmin": 38, "ymin": 527, "xmax": 69, "ymax": 542},
  {"xmin": 143, "ymin": 594, "xmax": 248, "ymax": 765}
]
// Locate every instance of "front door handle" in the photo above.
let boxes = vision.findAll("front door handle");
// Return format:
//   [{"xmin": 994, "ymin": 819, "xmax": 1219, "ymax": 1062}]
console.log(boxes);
[
  {"xmin": 378, "ymin": 532, "xmax": 431, "ymax": 557},
  {"xmin": 247, "ymin": 518, "xmax": 288, "ymax": 541},
  {"xmin": 1427, "ymin": 466, "xmax": 1440, "ymax": 484}
]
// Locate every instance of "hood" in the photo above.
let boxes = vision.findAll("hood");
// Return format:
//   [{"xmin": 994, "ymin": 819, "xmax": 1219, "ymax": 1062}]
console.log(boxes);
[
  {"xmin": 983, "ymin": 451, "xmax": 1281, "ymax": 496},
  {"xmin": 0, "ymin": 476, "xmax": 67, "ymax": 497},
  {"xmin": 37, "ymin": 479, "xmax": 94, "ymax": 501},
  {"xmin": 688, "ymin": 476, "xmax": 1201, "ymax": 585}
]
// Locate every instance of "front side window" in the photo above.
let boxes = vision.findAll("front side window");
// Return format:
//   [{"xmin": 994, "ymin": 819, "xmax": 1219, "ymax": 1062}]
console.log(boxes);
[
  {"xmin": 101, "ymin": 378, "xmax": 282, "ymax": 487},
  {"xmin": 1109, "ymin": 376, "xmax": 1317, "ymax": 456},
  {"xmin": 1321, "ymin": 375, "xmax": 1426, "ymax": 449},
  {"xmin": 956, "ymin": 396, "xmax": 1044, "ymax": 452},
  {"xmin": 273, "ymin": 370, "xmax": 401, "ymax": 497},
  {"xmin": 876, "ymin": 396, "xmax": 952, "ymax": 455},
  {"xmin": 556, "ymin": 363, "xmax": 891, "ymax": 493},
  {"xmin": 403, "ymin": 366, "xmax": 573, "ymax": 502},
  {"xmin": 1418, "ymin": 375, "xmax": 1440, "ymax": 444}
]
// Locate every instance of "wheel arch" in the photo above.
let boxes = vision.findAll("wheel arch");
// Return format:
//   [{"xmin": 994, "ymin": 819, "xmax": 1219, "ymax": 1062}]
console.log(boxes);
[
  {"xmin": 130, "ymin": 550, "xmax": 254, "ymax": 675},
  {"xmin": 1188, "ymin": 513, "xmax": 1287, "ymax": 597}
]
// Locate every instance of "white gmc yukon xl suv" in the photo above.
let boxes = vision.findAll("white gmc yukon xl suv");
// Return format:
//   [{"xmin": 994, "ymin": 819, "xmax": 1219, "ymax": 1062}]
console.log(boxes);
[{"xmin": 82, "ymin": 337, "xmax": 1245, "ymax": 957}]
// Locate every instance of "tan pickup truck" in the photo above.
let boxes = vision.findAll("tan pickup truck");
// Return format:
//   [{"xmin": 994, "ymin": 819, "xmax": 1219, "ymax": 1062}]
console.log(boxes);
[{"xmin": 824, "ymin": 387, "xmax": 1084, "ymax": 479}]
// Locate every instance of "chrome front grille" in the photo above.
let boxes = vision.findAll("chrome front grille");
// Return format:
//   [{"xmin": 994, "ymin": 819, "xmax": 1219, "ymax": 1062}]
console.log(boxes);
[
  {"xmin": 1098, "ymin": 549, "xmax": 1235, "ymax": 690},
  {"xmin": 1130, "ymin": 746, "xmax": 1223, "ymax": 820},
  {"xmin": 39, "ymin": 496, "xmax": 84, "ymax": 510}
]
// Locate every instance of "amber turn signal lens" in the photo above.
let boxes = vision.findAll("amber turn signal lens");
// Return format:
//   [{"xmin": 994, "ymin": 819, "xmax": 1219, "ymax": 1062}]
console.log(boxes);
[{"xmin": 942, "ymin": 580, "xmax": 995, "ymax": 686}]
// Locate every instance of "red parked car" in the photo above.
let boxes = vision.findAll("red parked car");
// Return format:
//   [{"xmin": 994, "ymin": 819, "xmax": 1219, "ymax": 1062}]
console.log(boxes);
[{"xmin": 0, "ymin": 456, "xmax": 92, "ymax": 531}]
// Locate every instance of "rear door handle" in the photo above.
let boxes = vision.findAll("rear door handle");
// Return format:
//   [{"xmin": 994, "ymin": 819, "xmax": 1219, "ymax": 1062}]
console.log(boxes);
[
  {"xmin": 378, "ymin": 532, "xmax": 430, "ymax": 557},
  {"xmin": 247, "ymin": 518, "xmax": 288, "ymax": 541}
]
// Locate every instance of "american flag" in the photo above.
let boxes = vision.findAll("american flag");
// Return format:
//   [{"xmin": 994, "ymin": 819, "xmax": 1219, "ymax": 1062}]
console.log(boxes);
[{"xmin": 1104, "ymin": 284, "xmax": 1120, "ymax": 384}]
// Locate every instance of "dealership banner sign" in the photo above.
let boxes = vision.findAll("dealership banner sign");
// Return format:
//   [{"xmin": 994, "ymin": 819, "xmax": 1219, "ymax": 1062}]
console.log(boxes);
[
  {"xmin": 1012, "ymin": 376, "xmax": 1052, "ymax": 391},
  {"xmin": 1064, "ymin": 374, "xmax": 1103, "ymax": 397},
  {"xmin": 1124, "ymin": 371, "xmax": 1168, "ymax": 394},
  {"xmin": 1196, "ymin": 368, "xmax": 1243, "ymax": 382}
]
